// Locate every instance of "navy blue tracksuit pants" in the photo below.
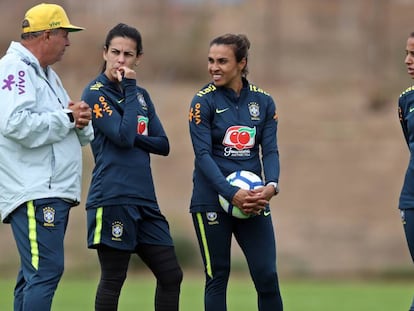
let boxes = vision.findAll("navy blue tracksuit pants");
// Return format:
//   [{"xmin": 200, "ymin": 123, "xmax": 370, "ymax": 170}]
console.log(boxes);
[
  {"xmin": 9, "ymin": 198, "xmax": 72, "ymax": 311},
  {"xmin": 192, "ymin": 211, "xmax": 283, "ymax": 311},
  {"xmin": 401, "ymin": 208, "xmax": 414, "ymax": 311}
]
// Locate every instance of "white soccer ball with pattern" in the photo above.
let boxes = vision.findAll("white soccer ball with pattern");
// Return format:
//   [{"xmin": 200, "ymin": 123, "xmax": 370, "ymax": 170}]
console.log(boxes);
[{"xmin": 218, "ymin": 170, "xmax": 264, "ymax": 219}]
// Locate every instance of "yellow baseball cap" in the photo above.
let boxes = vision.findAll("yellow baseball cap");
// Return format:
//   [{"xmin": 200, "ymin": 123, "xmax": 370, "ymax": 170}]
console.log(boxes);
[{"xmin": 21, "ymin": 3, "xmax": 84, "ymax": 34}]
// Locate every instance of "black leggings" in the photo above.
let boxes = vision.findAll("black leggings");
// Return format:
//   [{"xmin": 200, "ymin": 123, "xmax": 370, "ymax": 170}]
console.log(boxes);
[
  {"xmin": 95, "ymin": 244, "xmax": 183, "ymax": 311},
  {"xmin": 402, "ymin": 209, "xmax": 414, "ymax": 262}
]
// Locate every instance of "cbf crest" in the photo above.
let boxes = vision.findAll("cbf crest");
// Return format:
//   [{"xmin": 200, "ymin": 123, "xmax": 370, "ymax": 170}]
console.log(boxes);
[
  {"xmin": 401, "ymin": 210, "xmax": 406, "ymax": 225},
  {"xmin": 248, "ymin": 102, "xmax": 260, "ymax": 120},
  {"xmin": 43, "ymin": 207, "xmax": 55, "ymax": 227},
  {"xmin": 137, "ymin": 93, "xmax": 148, "ymax": 111},
  {"xmin": 206, "ymin": 212, "xmax": 219, "ymax": 225},
  {"xmin": 111, "ymin": 221, "xmax": 123, "ymax": 241}
]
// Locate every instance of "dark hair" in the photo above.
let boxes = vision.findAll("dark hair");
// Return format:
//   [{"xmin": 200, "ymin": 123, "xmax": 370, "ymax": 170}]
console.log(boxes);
[
  {"xmin": 210, "ymin": 33, "xmax": 250, "ymax": 76},
  {"xmin": 101, "ymin": 23, "xmax": 143, "ymax": 73},
  {"xmin": 410, "ymin": 32, "xmax": 414, "ymax": 38}
]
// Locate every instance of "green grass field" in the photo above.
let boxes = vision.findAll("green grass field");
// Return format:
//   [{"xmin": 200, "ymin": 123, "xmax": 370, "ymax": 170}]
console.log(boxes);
[{"xmin": 0, "ymin": 274, "xmax": 413, "ymax": 310}]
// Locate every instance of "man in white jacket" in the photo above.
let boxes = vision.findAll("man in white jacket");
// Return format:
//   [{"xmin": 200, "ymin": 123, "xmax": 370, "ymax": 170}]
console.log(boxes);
[{"xmin": 0, "ymin": 3, "xmax": 94, "ymax": 310}]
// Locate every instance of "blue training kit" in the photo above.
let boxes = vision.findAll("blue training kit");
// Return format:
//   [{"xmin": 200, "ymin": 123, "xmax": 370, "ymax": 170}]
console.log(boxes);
[
  {"xmin": 398, "ymin": 86, "xmax": 414, "ymax": 209},
  {"xmin": 398, "ymin": 85, "xmax": 414, "ymax": 311},
  {"xmin": 188, "ymin": 78, "xmax": 280, "ymax": 213},
  {"xmin": 82, "ymin": 73, "xmax": 173, "ymax": 250},
  {"xmin": 188, "ymin": 78, "xmax": 283, "ymax": 311}
]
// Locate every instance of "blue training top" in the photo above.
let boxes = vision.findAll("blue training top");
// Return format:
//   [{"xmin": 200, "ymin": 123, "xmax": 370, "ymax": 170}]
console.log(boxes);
[
  {"xmin": 82, "ymin": 73, "xmax": 169, "ymax": 210},
  {"xmin": 399, "ymin": 85, "xmax": 414, "ymax": 209},
  {"xmin": 188, "ymin": 78, "xmax": 280, "ymax": 213}
]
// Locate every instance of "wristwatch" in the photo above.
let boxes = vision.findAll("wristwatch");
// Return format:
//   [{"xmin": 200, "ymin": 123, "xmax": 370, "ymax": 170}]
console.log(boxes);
[
  {"xmin": 63, "ymin": 108, "xmax": 75, "ymax": 123},
  {"xmin": 266, "ymin": 182, "xmax": 279, "ymax": 195},
  {"xmin": 66, "ymin": 111, "xmax": 74, "ymax": 123}
]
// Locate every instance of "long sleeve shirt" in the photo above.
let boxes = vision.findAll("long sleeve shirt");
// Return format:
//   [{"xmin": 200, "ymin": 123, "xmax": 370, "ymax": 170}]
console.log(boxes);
[
  {"xmin": 82, "ymin": 73, "xmax": 169, "ymax": 209},
  {"xmin": 188, "ymin": 78, "xmax": 280, "ymax": 212}
]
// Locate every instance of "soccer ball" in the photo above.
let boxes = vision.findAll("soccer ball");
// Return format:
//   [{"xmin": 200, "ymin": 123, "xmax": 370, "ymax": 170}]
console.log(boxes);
[{"xmin": 218, "ymin": 170, "xmax": 264, "ymax": 219}]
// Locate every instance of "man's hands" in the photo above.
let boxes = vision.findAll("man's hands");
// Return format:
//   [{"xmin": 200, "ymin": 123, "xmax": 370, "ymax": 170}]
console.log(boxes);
[{"xmin": 68, "ymin": 101, "xmax": 92, "ymax": 129}]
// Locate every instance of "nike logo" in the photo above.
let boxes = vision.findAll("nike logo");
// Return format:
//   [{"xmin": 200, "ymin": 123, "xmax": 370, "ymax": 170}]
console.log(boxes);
[
  {"xmin": 215, "ymin": 108, "xmax": 229, "ymax": 114},
  {"xmin": 410, "ymin": 107, "xmax": 414, "ymax": 113},
  {"xmin": 264, "ymin": 211, "xmax": 271, "ymax": 217},
  {"xmin": 117, "ymin": 98, "xmax": 125, "ymax": 104}
]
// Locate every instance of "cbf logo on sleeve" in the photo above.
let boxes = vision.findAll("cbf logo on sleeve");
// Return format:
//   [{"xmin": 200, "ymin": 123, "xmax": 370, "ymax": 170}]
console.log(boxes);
[
  {"xmin": 43, "ymin": 207, "xmax": 55, "ymax": 227},
  {"xmin": 222, "ymin": 126, "xmax": 256, "ymax": 152},
  {"xmin": 137, "ymin": 93, "xmax": 148, "ymax": 111}
]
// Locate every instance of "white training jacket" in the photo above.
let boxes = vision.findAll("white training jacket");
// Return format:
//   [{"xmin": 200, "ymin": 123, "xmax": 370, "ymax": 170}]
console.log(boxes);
[{"xmin": 0, "ymin": 41, "xmax": 94, "ymax": 222}]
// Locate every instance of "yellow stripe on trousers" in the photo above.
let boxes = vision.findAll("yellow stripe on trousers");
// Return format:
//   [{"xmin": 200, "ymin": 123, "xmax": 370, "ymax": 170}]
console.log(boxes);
[
  {"xmin": 27, "ymin": 201, "xmax": 39, "ymax": 270},
  {"xmin": 93, "ymin": 207, "xmax": 103, "ymax": 245},
  {"xmin": 196, "ymin": 212, "xmax": 212, "ymax": 278}
]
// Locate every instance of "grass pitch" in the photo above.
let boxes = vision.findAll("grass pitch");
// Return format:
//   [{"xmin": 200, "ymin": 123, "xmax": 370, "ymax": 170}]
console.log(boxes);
[{"xmin": 0, "ymin": 274, "xmax": 413, "ymax": 310}]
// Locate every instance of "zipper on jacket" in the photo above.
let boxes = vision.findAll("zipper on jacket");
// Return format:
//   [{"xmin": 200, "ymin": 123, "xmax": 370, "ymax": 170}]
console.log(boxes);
[{"xmin": 49, "ymin": 145, "xmax": 56, "ymax": 189}]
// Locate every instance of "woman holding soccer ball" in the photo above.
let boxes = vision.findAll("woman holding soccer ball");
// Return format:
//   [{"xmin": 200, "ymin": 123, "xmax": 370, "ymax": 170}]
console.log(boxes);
[
  {"xmin": 188, "ymin": 33, "xmax": 283, "ymax": 310},
  {"xmin": 81, "ymin": 23, "xmax": 183, "ymax": 311},
  {"xmin": 398, "ymin": 32, "xmax": 414, "ymax": 311}
]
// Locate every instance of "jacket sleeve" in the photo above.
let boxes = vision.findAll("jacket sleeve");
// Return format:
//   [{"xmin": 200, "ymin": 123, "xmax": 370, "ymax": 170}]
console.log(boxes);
[
  {"xmin": 188, "ymin": 95, "xmax": 239, "ymax": 201},
  {"xmin": 261, "ymin": 96, "xmax": 280, "ymax": 184},
  {"xmin": 133, "ymin": 90, "xmax": 169, "ymax": 155},
  {"xmin": 55, "ymin": 74, "xmax": 93, "ymax": 147},
  {"xmin": 399, "ymin": 95, "xmax": 410, "ymax": 148},
  {"xmin": 0, "ymin": 60, "xmax": 77, "ymax": 148},
  {"xmin": 75, "ymin": 123, "xmax": 94, "ymax": 146},
  {"xmin": 83, "ymin": 78, "xmax": 139, "ymax": 148}
]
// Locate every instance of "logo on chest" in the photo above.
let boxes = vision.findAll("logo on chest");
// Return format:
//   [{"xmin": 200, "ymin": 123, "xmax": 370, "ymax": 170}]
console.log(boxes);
[
  {"xmin": 222, "ymin": 125, "xmax": 256, "ymax": 154},
  {"xmin": 248, "ymin": 102, "xmax": 260, "ymax": 120}
]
